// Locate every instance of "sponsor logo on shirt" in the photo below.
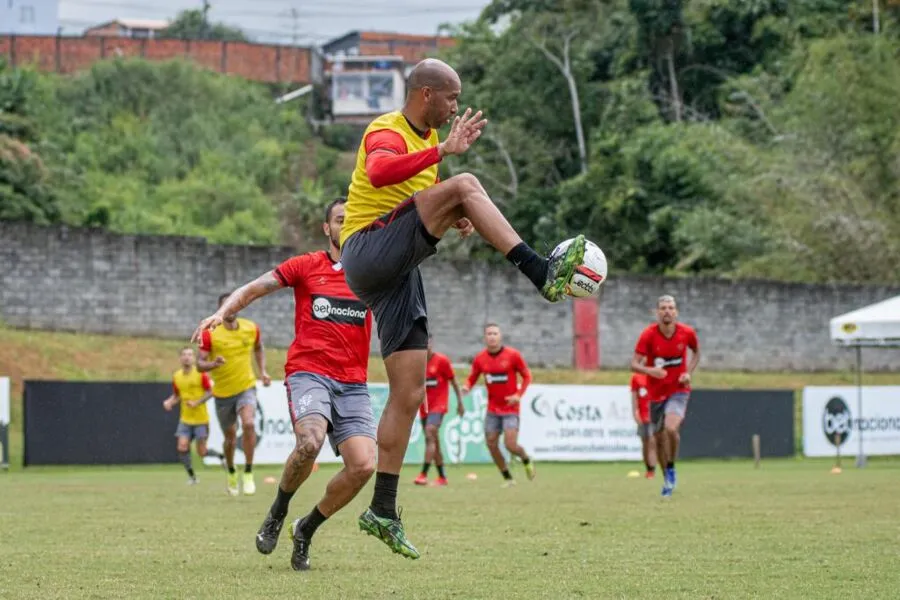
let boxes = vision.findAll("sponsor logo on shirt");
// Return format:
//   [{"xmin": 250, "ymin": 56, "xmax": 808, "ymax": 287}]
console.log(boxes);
[
  {"xmin": 653, "ymin": 356, "xmax": 683, "ymax": 369},
  {"xmin": 426, "ymin": 377, "xmax": 438, "ymax": 388},
  {"xmin": 311, "ymin": 295, "xmax": 368, "ymax": 326},
  {"xmin": 485, "ymin": 373, "xmax": 509, "ymax": 385}
]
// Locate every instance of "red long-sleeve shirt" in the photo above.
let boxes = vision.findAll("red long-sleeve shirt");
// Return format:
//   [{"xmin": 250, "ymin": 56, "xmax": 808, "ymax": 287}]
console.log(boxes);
[
  {"xmin": 365, "ymin": 129, "xmax": 441, "ymax": 188},
  {"xmin": 466, "ymin": 346, "xmax": 532, "ymax": 416}
]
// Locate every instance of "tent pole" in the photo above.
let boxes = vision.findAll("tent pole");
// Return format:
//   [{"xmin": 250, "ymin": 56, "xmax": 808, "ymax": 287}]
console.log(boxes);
[{"xmin": 855, "ymin": 345, "xmax": 867, "ymax": 468}]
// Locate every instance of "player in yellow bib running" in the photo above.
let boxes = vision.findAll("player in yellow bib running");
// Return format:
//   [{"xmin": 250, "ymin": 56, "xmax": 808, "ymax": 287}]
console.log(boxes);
[
  {"xmin": 163, "ymin": 347, "xmax": 214, "ymax": 485},
  {"xmin": 198, "ymin": 295, "xmax": 271, "ymax": 496},
  {"xmin": 340, "ymin": 59, "xmax": 586, "ymax": 558}
]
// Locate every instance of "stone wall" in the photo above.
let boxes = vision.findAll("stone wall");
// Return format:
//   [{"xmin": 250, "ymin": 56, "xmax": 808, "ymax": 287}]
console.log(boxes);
[{"xmin": 2, "ymin": 223, "xmax": 898, "ymax": 370}]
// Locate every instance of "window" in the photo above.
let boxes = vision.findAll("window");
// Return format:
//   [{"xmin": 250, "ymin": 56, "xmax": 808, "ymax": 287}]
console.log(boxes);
[{"xmin": 20, "ymin": 5, "xmax": 35, "ymax": 24}]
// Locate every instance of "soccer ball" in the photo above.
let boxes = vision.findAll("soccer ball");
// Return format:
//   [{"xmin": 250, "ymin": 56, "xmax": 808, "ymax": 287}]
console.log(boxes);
[{"xmin": 552, "ymin": 238, "xmax": 607, "ymax": 298}]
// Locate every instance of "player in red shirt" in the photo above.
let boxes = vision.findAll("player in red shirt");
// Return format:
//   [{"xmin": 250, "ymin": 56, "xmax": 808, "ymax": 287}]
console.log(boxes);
[
  {"xmin": 631, "ymin": 295, "xmax": 700, "ymax": 497},
  {"xmin": 192, "ymin": 197, "xmax": 375, "ymax": 572},
  {"xmin": 630, "ymin": 373, "xmax": 657, "ymax": 479},
  {"xmin": 414, "ymin": 336, "xmax": 464, "ymax": 486},
  {"xmin": 461, "ymin": 323, "xmax": 535, "ymax": 486}
]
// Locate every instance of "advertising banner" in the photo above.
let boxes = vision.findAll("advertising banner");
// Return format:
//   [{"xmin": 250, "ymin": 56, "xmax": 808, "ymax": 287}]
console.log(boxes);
[
  {"xmin": 803, "ymin": 386, "xmax": 900, "ymax": 457},
  {"xmin": 204, "ymin": 382, "xmax": 496, "ymax": 466},
  {"xmin": 519, "ymin": 385, "xmax": 642, "ymax": 461}
]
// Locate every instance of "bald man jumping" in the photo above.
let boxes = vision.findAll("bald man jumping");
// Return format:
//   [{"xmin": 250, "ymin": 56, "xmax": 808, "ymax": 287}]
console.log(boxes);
[{"xmin": 340, "ymin": 59, "xmax": 586, "ymax": 559}]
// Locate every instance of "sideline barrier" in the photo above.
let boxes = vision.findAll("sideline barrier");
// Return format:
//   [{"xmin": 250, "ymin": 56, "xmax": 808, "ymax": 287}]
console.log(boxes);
[{"xmin": 22, "ymin": 380, "xmax": 795, "ymax": 465}]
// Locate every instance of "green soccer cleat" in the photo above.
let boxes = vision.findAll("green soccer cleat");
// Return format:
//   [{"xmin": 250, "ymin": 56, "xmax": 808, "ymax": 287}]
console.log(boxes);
[
  {"xmin": 524, "ymin": 461, "xmax": 536, "ymax": 481},
  {"xmin": 541, "ymin": 235, "xmax": 586, "ymax": 302},
  {"xmin": 358, "ymin": 508, "xmax": 420, "ymax": 559}
]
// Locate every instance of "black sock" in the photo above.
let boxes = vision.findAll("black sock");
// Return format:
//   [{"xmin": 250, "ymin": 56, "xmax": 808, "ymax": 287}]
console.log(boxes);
[
  {"xmin": 270, "ymin": 486, "xmax": 296, "ymax": 520},
  {"xmin": 228, "ymin": 466, "xmax": 236, "ymax": 474},
  {"xmin": 505, "ymin": 242, "xmax": 549, "ymax": 291},
  {"xmin": 645, "ymin": 462, "xmax": 656, "ymax": 472},
  {"xmin": 299, "ymin": 506, "xmax": 328, "ymax": 539},
  {"xmin": 244, "ymin": 464, "xmax": 253, "ymax": 474},
  {"xmin": 178, "ymin": 451, "xmax": 194, "ymax": 477},
  {"xmin": 666, "ymin": 462, "xmax": 675, "ymax": 470},
  {"xmin": 436, "ymin": 464, "xmax": 446, "ymax": 478},
  {"xmin": 421, "ymin": 463, "xmax": 431, "ymax": 476},
  {"xmin": 501, "ymin": 469, "xmax": 513, "ymax": 481},
  {"xmin": 522, "ymin": 456, "xmax": 531, "ymax": 466},
  {"xmin": 370, "ymin": 472, "xmax": 399, "ymax": 520}
]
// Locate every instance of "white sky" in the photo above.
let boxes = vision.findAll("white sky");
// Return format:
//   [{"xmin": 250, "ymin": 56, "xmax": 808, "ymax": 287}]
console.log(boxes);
[{"xmin": 58, "ymin": 0, "xmax": 490, "ymax": 45}]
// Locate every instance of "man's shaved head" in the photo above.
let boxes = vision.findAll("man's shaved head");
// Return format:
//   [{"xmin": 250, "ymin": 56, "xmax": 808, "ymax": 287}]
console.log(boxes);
[
  {"xmin": 404, "ymin": 59, "xmax": 461, "ymax": 130},
  {"xmin": 407, "ymin": 59, "xmax": 460, "ymax": 92}
]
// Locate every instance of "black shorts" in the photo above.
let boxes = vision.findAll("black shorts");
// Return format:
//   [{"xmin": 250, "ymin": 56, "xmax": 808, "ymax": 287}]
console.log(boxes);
[{"xmin": 341, "ymin": 196, "xmax": 438, "ymax": 358}]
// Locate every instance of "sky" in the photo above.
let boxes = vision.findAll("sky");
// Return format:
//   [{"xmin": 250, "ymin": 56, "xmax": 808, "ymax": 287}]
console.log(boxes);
[{"xmin": 58, "ymin": 0, "xmax": 490, "ymax": 45}]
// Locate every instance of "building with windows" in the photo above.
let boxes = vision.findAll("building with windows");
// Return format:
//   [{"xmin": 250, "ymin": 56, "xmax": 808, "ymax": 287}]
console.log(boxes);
[
  {"xmin": 0, "ymin": 0, "xmax": 59, "ymax": 35},
  {"xmin": 84, "ymin": 18, "xmax": 170, "ymax": 39},
  {"xmin": 322, "ymin": 31, "xmax": 455, "ymax": 123}
]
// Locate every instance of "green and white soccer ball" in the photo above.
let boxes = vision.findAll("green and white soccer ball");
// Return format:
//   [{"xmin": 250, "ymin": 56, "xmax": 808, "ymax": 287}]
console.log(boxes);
[{"xmin": 552, "ymin": 238, "xmax": 608, "ymax": 298}]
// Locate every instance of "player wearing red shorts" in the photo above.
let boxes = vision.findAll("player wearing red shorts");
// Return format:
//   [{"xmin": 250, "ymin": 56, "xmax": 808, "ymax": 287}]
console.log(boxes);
[
  {"xmin": 630, "ymin": 373, "xmax": 657, "ymax": 479},
  {"xmin": 462, "ymin": 323, "xmax": 535, "ymax": 486},
  {"xmin": 414, "ymin": 336, "xmax": 464, "ymax": 486},
  {"xmin": 631, "ymin": 295, "xmax": 700, "ymax": 497},
  {"xmin": 193, "ymin": 197, "xmax": 375, "ymax": 572}
]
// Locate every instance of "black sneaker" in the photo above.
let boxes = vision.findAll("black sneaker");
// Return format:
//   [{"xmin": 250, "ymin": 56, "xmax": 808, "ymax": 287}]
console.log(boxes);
[
  {"xmin": 291, "ymin": 518, "xmax": 312, "ymax": 571},
  {"xmin": 255, "ymin": 511, "xmax": 285, "ymax": 555}
]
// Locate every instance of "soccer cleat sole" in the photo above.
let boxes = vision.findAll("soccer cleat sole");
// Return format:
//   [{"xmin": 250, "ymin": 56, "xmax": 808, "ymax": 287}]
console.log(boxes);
[{"xmin": 544, "ymin": 235, "xmax": 586, "ymax": 301}]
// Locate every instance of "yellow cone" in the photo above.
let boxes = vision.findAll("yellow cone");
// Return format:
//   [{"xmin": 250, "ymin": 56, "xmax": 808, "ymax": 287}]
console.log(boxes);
[{"xmin": 627, "ymin": 470, "xmax": 641, "ymax": 478}]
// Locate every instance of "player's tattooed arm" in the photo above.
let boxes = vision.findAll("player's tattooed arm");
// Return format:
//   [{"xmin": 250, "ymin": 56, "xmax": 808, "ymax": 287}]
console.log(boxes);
[
  {"xmin": 220, "ymin": 271, "xmax": 284, "ymax": 317},
  {"xmin": 191, "ymin": 271, "xmax": 284, "ymax": 344}
]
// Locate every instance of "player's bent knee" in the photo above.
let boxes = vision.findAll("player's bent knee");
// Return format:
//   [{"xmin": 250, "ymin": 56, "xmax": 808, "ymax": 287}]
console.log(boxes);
[
  {"xmin": 294, "ymin": 437, "xmax": 323, "ymax": 461},
  {"xmin": 348, "ymin": 458, "xmax": 376, "ymax": 483},
  {"xmin": 450, "ymin": 172, "xmax": 482, "ymax": 192}
]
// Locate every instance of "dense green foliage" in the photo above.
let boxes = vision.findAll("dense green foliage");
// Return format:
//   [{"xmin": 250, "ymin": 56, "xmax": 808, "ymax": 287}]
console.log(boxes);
[
  {"xmin": 441, "ymin": 0, "xmax": 900, "ymax": 282},
  {"xmin": 160, "ymin": 9, "xmax": 249, "ymax": 42},
  {"xmin": 4, "ymin": 1, "xmax": 900, "ymax": 283},
  {"xmin": 0, "ymin": 58, "xmax": 346, "ymax": 245}
]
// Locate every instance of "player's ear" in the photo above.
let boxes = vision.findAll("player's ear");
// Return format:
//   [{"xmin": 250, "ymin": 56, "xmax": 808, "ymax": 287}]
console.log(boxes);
[{"xmin": 322, "ymin": 222, "xmax": 329, "ymax": 237}]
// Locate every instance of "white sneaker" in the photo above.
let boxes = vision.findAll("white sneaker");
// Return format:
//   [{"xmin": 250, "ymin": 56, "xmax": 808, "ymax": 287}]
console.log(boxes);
[
  {"xmin": 242, "ymin": 472, "xmax": 256, "ymax": 496},
  {"xmin": 187, "ymin": 476, "xmax": 199, "ymax": 486},
  {"xmin": 501, "ymin": 480, "xmax": 517, "ymax": 488}
]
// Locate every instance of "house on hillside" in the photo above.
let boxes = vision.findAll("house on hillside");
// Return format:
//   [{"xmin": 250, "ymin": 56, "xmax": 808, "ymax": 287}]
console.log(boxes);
[
  {"xmin": 0, "ymin": 0, "xmax": 59, "ymax": 35},
  {"xmin": 84, "ymin": 18, "xmax": 169, "ymax": 39},
  {"xmin": 322, "ymin": 30, "xmax": 455, "ymax": 123}
]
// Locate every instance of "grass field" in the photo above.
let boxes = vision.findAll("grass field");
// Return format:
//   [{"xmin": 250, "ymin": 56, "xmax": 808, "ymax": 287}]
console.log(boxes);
[{"xmin": 1, "ymin": 460, "xmax": 898, "ymax": 599}]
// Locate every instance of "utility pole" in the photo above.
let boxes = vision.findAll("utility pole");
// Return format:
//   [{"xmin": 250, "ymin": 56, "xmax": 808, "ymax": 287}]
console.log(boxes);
[
  {"xmin": 201, "ymin": 0, "xmax": 211, "ymax": 39},
  {"xmin": 873, "ymin": 0, "xmax": 880, "ymax": 34},
  {"xmin": 290, "ymin": 7, "xmax": 299, "ymax": 46}
]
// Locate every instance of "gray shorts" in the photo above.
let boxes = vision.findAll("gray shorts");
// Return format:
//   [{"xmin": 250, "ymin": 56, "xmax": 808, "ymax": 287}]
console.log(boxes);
[
  {"xmin": 175, "ymin": 422, "xmax": 209, "ymax": 440},
  {"xmin": 421, "ymin": 412, "xmax": 445, "ymax": 428},
  {"xmin": 651, "ymin": 392, "xmax": 690, "ymax": 430},
  {"xmin": 636, "ymin": 422, "xmax": 655, "ymax": 439},
  {"xmin": 341, "ymin": 196, "xmax": 438, "ymax": 358},
  {"xmin": 485, "ymin": 413, "xmax": 519, "ymax": 434},
  {"xmin": 285, "ymin": 371, "xmax": 376, "ymax": 456},
  {"xmin": 214, "ymin": 387, "xmax": 257, "ymax": 431}
]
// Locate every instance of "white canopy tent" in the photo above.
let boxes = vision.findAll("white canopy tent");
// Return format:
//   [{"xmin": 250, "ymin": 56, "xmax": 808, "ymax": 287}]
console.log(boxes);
[
  {"xmin": 829, "ymin": 294, "xmax": 900, "ymax": 466},
  {"xmin": 831, "ymin": 295, "xmax": 900, "ymax": 346}
]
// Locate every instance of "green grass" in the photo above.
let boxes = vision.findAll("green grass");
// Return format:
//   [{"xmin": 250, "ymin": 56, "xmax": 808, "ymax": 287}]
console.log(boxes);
[{"xmin": 1, "ymin": 461, "xmax": 898, "ymax": 599}]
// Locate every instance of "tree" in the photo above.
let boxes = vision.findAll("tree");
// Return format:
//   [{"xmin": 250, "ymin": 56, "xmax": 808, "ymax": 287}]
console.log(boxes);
[{"xmin": 160, "ymin": 9, "xmax": 249, "ymax": 42}]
